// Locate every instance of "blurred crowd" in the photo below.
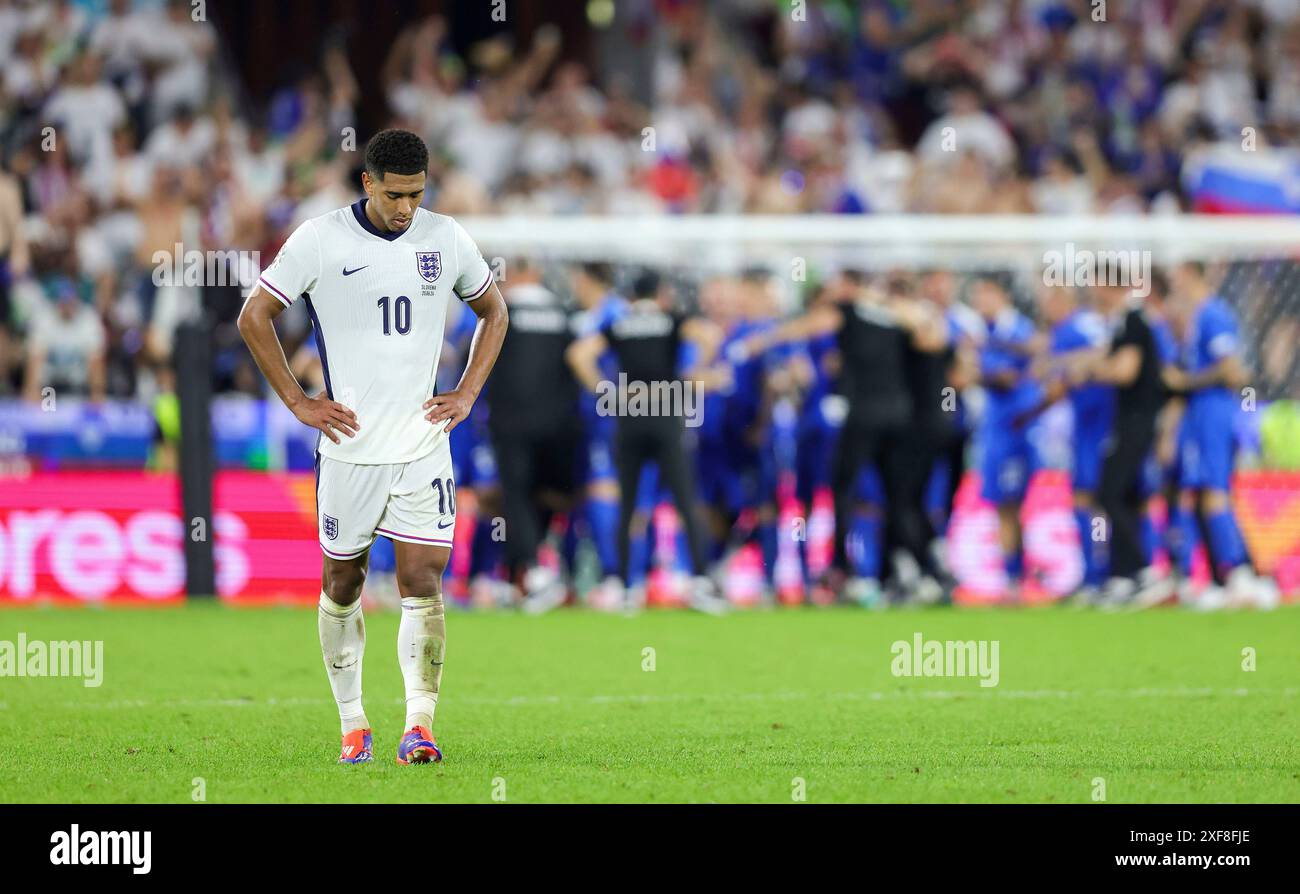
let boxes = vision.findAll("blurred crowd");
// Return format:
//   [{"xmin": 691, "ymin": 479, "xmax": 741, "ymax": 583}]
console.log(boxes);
[
  {"xmin": 393, "ymin": 0, "xmax": 1300, "ymax": 217},
  {"xmin": 1, "ymin": 0, "xmax": 1299, "ymax": 404}
]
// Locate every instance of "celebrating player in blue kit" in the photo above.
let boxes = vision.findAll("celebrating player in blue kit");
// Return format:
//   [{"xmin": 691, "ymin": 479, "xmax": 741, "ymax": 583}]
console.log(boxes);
[
  {"xmin": 971, "ymin": 277, "xmax": 1040, "ymax": 600},
  {"xmin": 1163, "ymin": 262, "xmax": 1277, "ymax": 609},
  {"xmin": 569, "ymin": 263, "xmax": 628, "ymax": 609},
  {"xmin": 1038, "ymin": 285, "xmax": 1114, "ymax": 600}
]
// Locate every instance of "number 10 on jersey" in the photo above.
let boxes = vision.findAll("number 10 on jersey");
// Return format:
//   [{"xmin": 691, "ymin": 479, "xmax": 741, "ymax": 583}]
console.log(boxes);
[{"xmin": 378, "ymin": 295, "xmax": 411, "ymax": 335}]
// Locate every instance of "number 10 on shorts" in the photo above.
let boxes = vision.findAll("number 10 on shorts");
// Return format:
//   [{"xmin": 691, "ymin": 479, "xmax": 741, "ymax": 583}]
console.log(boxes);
[{"xmin": 431, "ymin": 478, "xmax": 456, "ymax": 515}]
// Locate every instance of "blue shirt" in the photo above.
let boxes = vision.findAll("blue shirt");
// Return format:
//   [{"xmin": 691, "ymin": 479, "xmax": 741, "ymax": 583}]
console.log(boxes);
[
  {"xmin": 1150, "ymin": 316, "xmax": 1177, "ymax": 366},
  {"xmin": 577, "ymin": 291, "xmax": 627, "ymax": 338},
  {"xmin": 722, "ymin": 317, "xmax": 777, "ymax": 438},
  {"xmin": 798, "ymin": 331, "xmax": 840, "ymax": 428},
  {"xmin": 577, "ymin": 291, "xmax": 627, "ymax": 427},
  {"xmin": 1181, "ymin": 296, "xmax": 1240, "ymax": 419},
  {"xmin": 980, "ymin": 309, "xmax": 1041, "ymax": 424},
  {"xmin": 1051, "ymin": 309, "xmax": 1113, "ymax": 423}
]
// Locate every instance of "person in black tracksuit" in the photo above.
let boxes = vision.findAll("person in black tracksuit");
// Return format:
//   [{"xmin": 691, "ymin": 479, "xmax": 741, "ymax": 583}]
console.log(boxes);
[
  {"xmin": 485, "ymin": 263, "xmax": 582, "ymax": 598},
  {"xmin": 566, "ymin": 272, "xmax": 724, "ymax": 610},
  {"xmin": 918, "ymin": 271, "xmax": 983, "ymax": 545},
  {"xmin": 741, "ymin": 276, "xmax": 948, "ymax": 596},
  {"xmin": 1082, "ymin": 286, "xmax": 1167, "ymax": 594},
  {"xmin": 896, "ymin": 297, "xmax": 958, "ymax": 585}
]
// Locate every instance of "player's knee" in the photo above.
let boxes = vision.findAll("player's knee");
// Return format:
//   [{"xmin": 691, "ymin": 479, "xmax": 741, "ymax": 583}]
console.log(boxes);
[
  {"xmin": 396, "ymin": 562, "xmax": 445, "ymax": 598},
  {"xmin": 322, "ymin": 563, "xmax": 366, "ymax": 606}
]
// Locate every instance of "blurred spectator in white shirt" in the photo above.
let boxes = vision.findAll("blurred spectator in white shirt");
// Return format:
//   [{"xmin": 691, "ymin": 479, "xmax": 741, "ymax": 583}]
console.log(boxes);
[{"xmin": 24, "ymin": 281, "xmax": 106, "ymax": 402}]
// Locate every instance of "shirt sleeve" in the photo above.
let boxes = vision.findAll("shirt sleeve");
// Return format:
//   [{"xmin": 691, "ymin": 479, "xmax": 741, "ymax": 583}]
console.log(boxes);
[
  {"xmin": 452, "ymin": 220, "xmax": 493, "ymax": 301},
  {"xmin": 257, "ymin": 220, "xmax": 320, "ymax": 308},
  {"xmin": 1203, "ymin": 306, "xmax": 1239, "ymax": 361},
  {"xmin": 945, "ymin": 315, "xmax": 963, "ymax": 346},
  {"xmin": 1078, "ymin": 312, "xmax": 1108, "ymax": 347},
  {"xmin": 597, "ymin": 303, "xmax": 622, "ymax": 339},
  {"xmin": 579, "ymin": 297, "xmax": 622, "ymax": 338}
]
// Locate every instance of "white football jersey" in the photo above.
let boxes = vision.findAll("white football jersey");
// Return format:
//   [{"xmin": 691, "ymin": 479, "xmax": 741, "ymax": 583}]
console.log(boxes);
[{"xmin": 257, "ymin": 200, "xmax": 493, "ymax": 464}]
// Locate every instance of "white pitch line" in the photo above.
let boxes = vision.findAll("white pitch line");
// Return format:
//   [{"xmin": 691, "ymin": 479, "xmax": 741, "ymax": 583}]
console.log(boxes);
[{"xmin": 2, "ymin": 686, "xmax": 1295, "ymax": 712}]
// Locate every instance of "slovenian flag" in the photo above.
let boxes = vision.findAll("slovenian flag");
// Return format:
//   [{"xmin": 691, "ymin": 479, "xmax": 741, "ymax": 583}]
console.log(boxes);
[{"xmin": 1182, "ymin": 143, "xmax": 1300, "ymax": 215}]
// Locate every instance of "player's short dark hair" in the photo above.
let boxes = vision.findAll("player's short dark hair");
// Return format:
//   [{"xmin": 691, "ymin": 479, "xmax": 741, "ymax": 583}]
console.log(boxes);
[
  {"xmin": 364, "ymin": 129, "xmax": 429, "ymax": 180},
  {"xmin": 632, "ymin": 269, "xmax": 661, "ymax": 299},
  {"xmin": 1149, "ymin": 269, "xmax": 1170, "ymax": 299},
  {"xmin": 578, "ymin": 262, "xmax": 614, "ymax": 286},
  {"xmin": 886, "ymin": 271, "xmax": 914, "ymax": 296},
  {"xmin": 971, "ymin": 273, "xmax": 1007, "ymax": 291}
]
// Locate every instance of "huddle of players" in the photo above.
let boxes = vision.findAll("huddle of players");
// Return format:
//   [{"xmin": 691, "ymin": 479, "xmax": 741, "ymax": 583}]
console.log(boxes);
[
  {"xmin": 451, "ymin": 257, "xmax": 1278, "ymax": 611},
  {"xmin": 967, "ymin": 261, "xmax": 1277, "ymax": 610}
]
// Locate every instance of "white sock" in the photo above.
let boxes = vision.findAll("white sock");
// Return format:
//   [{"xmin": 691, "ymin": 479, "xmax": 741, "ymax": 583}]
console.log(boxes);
[
  {"xmin": 318, "ymin": 591, "xmax": 368, "ymax": 733},
  {"xmin": 398, "ymin": 594, "xmax": 445, "ymax": 731}
]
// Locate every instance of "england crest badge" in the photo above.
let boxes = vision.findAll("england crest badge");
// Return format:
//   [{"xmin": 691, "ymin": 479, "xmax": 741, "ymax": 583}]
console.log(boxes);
[
  {"xmin": 323, "ymin": 514, "xmax": 339, "ymax": 541},
  {"xmin": 416, "ymin": 251, "xmax": 441, "ymax": 283}
]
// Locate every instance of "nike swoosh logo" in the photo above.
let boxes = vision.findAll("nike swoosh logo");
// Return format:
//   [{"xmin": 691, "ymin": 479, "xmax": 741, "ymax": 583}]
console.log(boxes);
[
  {"xmin": 436, "ymin": 519, "xmax": 455, "ymax": 530},
  {"xmin": 342, "ymin": 266, "xmax": 369, "ymax": 276}
]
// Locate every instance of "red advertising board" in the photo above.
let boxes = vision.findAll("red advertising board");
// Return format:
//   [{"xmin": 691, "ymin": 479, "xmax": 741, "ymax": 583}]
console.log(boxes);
[
  {"xmin": 1, "ymin": 470, "xmax": 1297, "ymax": 603},
  {"xmin": 0, "ymin": 472, "xmax": 319, "ymax": 603},
  {"xmin": 947, "ymin": 469, "xmax": 1300, "ymax": 602}
]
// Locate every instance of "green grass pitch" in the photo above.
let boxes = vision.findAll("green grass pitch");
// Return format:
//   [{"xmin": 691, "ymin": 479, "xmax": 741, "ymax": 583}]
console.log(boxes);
[{"xmin": 1, "ymin": 603, "xmax": 1297, "ymax": 803}]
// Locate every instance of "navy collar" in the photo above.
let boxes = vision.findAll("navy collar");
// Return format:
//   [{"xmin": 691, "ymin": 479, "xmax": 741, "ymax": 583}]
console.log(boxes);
[{"xmin": 351, "ymin": 198, "xmax": 409, "ymax": 241}]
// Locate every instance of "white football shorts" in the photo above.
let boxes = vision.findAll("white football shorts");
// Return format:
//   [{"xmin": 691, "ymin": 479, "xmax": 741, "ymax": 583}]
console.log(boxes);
[{"xmin": 315, "ymin": 438, "xmax": 457, "ymax": 559}]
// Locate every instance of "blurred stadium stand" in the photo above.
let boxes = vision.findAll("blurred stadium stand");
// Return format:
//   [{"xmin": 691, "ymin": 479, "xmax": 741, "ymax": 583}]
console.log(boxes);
[{"xmin": 2, "ymin": 0, "xmax": 1300, "ymax": 604}]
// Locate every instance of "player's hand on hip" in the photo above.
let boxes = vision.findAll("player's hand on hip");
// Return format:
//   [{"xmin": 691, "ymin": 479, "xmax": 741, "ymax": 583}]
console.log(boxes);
[
  {"xmin": 424, "ymin": 389, "xmax": 474, "ymax": 433},
  {"xmin": 293, "ymin": 392, "xmax": 358, "ymax": 444}
]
